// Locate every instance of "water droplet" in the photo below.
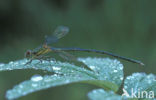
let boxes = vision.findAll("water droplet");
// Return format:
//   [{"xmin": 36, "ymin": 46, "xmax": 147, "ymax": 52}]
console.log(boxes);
[
  {"xmin": 89, "ymin": 65, "xmax": 96, "ymax": 70},
  {"xmin": 113, "ymin": 70, "xmax": 118, "ymax": 73},
  {"xmin": 9, "ymin": 61, "xmax": 13, "ymax": 64},
  {"xmin": 126, "ymin": 77, "xmax": 130, "ymax": 80},
  {"xmin": 32, "ymin": 83, "xmax": 38, "ymax": 87},
  {"xmin": 120, "ymin": 77, "xmax": 123, "ymax": 80},
  {"xmin": 31, "ymin": 75, "xmax": 43, "ymax": 82},
  {"xmin": 52, "ymin": 66, "xmax": 61, "ymax": 71},
  {"xmin": 53, "ymin": 74, "xmax": 58, "ymax": 77},
  {"xmin": 19, "ymin": 84, "xmax": 23, "ymax": 88},
  {"xmin": 124, "ymin": 86, "xmax": 128, "ymax": 89},
  {"xmin": 119, "ymin": 66, "xmax": 123, "ymax": 70}
]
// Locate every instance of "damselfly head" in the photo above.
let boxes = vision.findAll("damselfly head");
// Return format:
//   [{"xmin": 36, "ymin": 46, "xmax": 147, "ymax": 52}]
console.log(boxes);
[{"xmin": 25, "ymin": 50, "xmax": 32, "ymax": 59}]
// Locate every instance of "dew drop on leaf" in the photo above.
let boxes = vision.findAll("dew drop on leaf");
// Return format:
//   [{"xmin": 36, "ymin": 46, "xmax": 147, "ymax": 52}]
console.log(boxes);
[
  {"xmin": 89, "ymin": 65, "xmax": 96, "ymax": 70},
  {"xmin": 31, "ymin": 75, "xmax": 43, "ymax": 82},
  {"xmin": 52, "ymin": 66, "xmax": 61, "ymax": 71},
  {"xmin": 9, "ymin": 61, "xmax": 14, "ymax": 64},
  {"xmin": 113, "ymin": 70, "xmax": 118, "ymax": 73},
  {"xmin": 32, "ymin": 83, "xmax": 38, "ymax": 87}
]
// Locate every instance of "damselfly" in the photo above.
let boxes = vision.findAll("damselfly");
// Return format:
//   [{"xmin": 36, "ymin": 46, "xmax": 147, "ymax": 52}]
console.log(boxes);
[{"xmin": 25, "ymin": 26, "xmax": 144, "ymax": 69}]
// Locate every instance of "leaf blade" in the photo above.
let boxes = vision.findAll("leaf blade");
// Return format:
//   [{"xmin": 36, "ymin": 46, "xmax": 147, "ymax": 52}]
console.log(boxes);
[{"xmin": 2, "ymin": 57, "xmax": 124, "ymax": 99}]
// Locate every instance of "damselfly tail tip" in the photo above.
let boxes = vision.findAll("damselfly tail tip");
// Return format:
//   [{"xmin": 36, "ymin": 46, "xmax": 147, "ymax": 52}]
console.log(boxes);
[
  {"xmin": 139, "ymin": 62, "xmax": 145, "ymax": 66},
  {"xmin": 134, "ymin": 60, "xmax": 144, "ymax": 66}
]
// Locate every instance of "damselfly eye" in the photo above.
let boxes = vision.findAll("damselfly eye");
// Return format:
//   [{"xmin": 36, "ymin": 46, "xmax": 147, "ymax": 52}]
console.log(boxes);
[{"xmin": 25, "ymin": 50, "xmax": 32, "ymax": 58}]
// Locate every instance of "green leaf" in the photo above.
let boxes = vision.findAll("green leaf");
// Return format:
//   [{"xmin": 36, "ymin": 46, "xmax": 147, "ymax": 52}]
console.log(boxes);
[
  {"xmin": 78, "ymin": 58, "xmax": 124, "ymax": 86},
  {"xmin": 88, "ymin": 89, "xmax": 139, "ymax": 100},
  {"xmin": 88, "ymin": 89, "xmax": 122, "ymax": 100},
  {"xmin": 123, "ymin": 73, "xmax": 156, "ymax": 99},
  {"xmin": 0, "ymin": 57, "xmax": 124, "ymax": 99}
]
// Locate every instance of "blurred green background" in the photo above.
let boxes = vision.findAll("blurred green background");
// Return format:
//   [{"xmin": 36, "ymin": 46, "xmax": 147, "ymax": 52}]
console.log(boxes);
[{"xmin": 0, "ymin": 0, "xmax": 156, "ymax": 100}]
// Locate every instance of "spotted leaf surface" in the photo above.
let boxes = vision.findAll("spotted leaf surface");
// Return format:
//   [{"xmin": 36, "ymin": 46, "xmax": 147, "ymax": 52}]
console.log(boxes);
[
  {"xmin": 88, "ymin": 89, "xmax": 122, "ymax": 100},
  {"xmin": 0, "ymin": 57, "xmax": 124, "ymax": 99},
  {"xmin": 123, "ymin": 73, "xmax": 156, "ymax": 99}
]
